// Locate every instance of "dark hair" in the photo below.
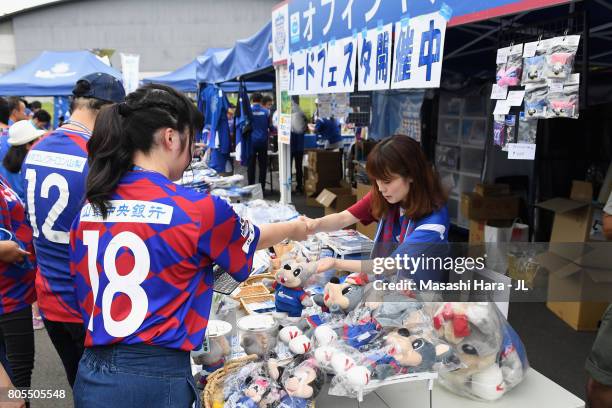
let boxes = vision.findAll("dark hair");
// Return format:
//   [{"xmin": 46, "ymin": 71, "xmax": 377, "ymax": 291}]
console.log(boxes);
[
  {"xmin": 3, "ymin": 145, "xmax": 29, "ymax": 173},
  {"xmin": 86, "ymin": 84, "xmax": 203, "ymax": 218},
  {"xmin": 33, "ymin": 109, "xmax": 51, "ymax": 123},
  {"xmin": 367, "ymin": 135, "xmax": 446, "ymax": 221},
  {"xmin": 262, "ymin": 95, "xmax": 273, "ymax": 105},
  {"xmin": 251, "ymin": 93, "xmax": 263, "ymax": 103},
  {"xmin": 70, "ymin": 80, "xmax": 111, "ymax": 113},
  {"xmin": 29, "ymin": 101, "xmax": 42, "ymax": 110},
  {"xmin": 7, "ymin": 97, "xmax": 23, "ymax": 114},
  {"xmin": 0, "ymin": 98, "xmax": 9, "ymax": 124}
]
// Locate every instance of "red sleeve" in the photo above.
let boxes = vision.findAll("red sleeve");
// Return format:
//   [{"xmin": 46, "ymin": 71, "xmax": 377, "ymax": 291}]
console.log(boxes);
[{"xmin": 347, "ymin": 191, "xmax": 377, "ymax": 225}]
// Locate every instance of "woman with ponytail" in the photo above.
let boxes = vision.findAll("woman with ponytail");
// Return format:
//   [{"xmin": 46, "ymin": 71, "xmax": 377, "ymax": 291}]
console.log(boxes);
[
  {"xmin": 302, "ymin": 135, "xmax": 450, "ymax": 284},
  {"xmin": 69, "ymin": 84, "xmax": 308, "ymax": 408}
]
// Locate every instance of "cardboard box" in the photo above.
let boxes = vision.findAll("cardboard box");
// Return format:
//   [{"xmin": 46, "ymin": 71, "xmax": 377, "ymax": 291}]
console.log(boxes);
[
  {"xmin": 316, "ymin": 188, "xmax": 356, "ymax": 212},
  {"xmin": 474, "ymin": 183, "xmax": 511, "ymax": 197},
  {"xmin": 536, "ymin": 181, "xmax": 610, "ymax": 330},
  {"xmin": 461, "ymin": 193, "xmax": 520, "ymax": 220},
  {"xmin": 469, "ymin": 220, "xmax": 486, "ymax": 244},
  {"xmin": 306, "ymin": 194, "xmax": 324, "ymax": 207},
  {"xmin": 353, "ymin": 183, "xmax": 376, "ymax": 238},
  {"xmin": 308, "ymin": 150, "xmax": 342, "ymax": 167}
]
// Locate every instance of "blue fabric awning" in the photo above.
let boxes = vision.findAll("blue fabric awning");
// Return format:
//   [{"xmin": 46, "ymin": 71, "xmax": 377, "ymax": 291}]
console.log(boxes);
[
  {"xmin": 0, "ymin": 50, "xmax": 122, "ymax": 96},
  {"xmin": 196, "ymin": 22, "xmax": 273, "ymax": 84}
]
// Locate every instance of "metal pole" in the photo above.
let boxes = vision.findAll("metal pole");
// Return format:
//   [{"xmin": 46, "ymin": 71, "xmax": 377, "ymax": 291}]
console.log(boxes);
[{"xmin": 275, "ymin": 66, "xmax": 292, "ymax": 204}]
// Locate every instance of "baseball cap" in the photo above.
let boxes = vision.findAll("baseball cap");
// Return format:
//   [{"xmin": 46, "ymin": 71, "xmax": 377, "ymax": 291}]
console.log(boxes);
[
  {"xmin": 72, "ymin": 72, "xmax": 126, "ymax": 104},
  {"xmin": 8, "ymin": 120, "xmax": 46, "ymax": 146}
]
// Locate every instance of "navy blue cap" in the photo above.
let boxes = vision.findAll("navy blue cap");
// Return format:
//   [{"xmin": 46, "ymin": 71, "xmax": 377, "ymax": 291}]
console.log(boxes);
[{"xmin": 72, "ymin": 72, "xmax": 126, "ymax": 104}]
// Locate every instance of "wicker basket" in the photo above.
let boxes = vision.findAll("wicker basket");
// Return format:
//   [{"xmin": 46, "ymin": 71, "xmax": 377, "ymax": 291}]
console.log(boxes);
[
  {"xmin": 202, "ymin": 354, "xmax": 259, "ymax": 408},
  {"xmin": 244, "ymin": 273, "xmax": 275, "ymax": 287}
]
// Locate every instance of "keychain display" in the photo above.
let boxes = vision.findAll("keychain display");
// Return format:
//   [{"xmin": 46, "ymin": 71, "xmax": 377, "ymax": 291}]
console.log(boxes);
[
  {"xmin": 517, "ymin": 113, "xmax": 538, "ymax": 144},
  {"xmin": 502, "ymin": 115, "xmax": 516, "ymax": 152},
  {"xmin": 493, "ymin": 117, "xmax": 505, "ymax": 148},
  {"xmin": 523, "ymin": 84, "xmax": 548, "ymax": 119},
  {"xmin": 544, "ymin": 35, "xmax": 581, "ymax": 80},
  {"xmin": 496, "ymin": 44, "xmax": 523, "ymax": 87},
  {"xmin": 546, "ymin": 73, "xmax": 580, "ymax": 119}
]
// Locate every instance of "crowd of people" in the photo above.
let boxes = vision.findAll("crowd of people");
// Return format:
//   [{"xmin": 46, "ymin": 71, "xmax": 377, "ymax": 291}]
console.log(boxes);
[{"xmin": 0, "ymin": 73, "xmax": 609, "ymax": 408}]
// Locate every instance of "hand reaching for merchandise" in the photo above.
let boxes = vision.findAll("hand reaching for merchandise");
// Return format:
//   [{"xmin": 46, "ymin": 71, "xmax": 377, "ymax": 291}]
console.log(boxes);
[
  {"xmin": 316, "ymin": 257, "xmax": 336, "ymax": 273},
  {"xmin": 289, "ymin": 219, "xmax": 310, "ymax": 242},
  {"xmin": 299, "ymin": 215, "xmax": 320, "ymax": 235}
]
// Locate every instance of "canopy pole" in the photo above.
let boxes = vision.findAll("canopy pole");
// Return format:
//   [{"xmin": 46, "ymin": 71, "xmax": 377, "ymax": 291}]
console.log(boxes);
[{"xmin": 275, "ymin": 66, "xmax": 291, "ymax": 205}]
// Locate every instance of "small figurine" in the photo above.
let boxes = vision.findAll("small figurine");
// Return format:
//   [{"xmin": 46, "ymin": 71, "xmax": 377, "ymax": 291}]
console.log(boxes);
[{"xmin": 272, "ymin": 261, "xmax": 316, "ymax": 318}]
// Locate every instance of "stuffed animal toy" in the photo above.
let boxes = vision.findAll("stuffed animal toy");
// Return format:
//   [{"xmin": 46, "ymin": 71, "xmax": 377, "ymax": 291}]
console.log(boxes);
[
  {"xmin": 432, "ymin": 302, "xmax": 528, "ymax": 401},
  {"xmin": 361, "ymin": 328, "xmax": 458, "ymax": 380},
  {"xmin": 268, "ymin": 357, "xmax": 325, "ymax": 408},
  {"xmin": 235, "ymin": 376, "xmax": 271, "ymax": 408},
  {"xmin": 312, "ymin": 276, "xmax": 365, "ymax": 315},
  {"xmin": 272, "ymin": 261, "xmax": 316, "ymax": 318}
]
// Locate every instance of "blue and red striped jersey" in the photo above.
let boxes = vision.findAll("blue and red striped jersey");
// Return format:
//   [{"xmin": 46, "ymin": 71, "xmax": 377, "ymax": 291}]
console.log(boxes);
[
  {"xmin": 70, "ymin": 170, "xmax": 260, "ymax": 351},
  {"xmin": 22, "ymin": 128, "xmax": 90, "ymax": 323},
  {"xmin": 0, "ymin": 178, "xmax": 36, "ymax": 314}
]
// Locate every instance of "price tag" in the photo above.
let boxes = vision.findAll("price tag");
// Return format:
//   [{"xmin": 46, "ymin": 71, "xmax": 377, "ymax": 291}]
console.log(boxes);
[
  {"xmin": 507, "ymin": 90, "xmax": 526, "ymax": 106},
  {"xmin": 549, "ymin": 81, "xmax": 564, "ymax": 93},
  {"xmin": 496, "ymin": 47, "xmax": 510, "ymax": 64},
  {"xmin": 523, "ymin": 41, "xmax": 538, "ymax": 58},
  {"xmin": 491, "ymin": 84, "xmax": 508, "ymax": 100},
  {"xmin": 493, "ymin": 100, "xmax": 511, "ymax": 115},
  {"xmin": 508, "ymin": 143, "xmax": 536, "ymax": 160}
]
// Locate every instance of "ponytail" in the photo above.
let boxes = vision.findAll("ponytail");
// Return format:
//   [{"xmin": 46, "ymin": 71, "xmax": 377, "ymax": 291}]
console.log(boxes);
[
  {"xmin": 86, "ymin": 84, "xmax": 203, "ymax": 218},
  {"xmin": 86, "ymin": 104, "xmax": 133, "ymax": 217}
]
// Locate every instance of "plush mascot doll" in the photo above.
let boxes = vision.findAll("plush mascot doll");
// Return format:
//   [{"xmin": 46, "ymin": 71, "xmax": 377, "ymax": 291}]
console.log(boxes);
[
  {"xmin": 272, "ymin": 261, "xmax": 316, "ymax": 318},
  {"xmin": 432, "ymin": 302, "xmax": 528, "ymax": 401}
]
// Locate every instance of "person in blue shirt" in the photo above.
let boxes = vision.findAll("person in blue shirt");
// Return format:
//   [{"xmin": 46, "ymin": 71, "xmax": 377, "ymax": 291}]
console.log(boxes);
[
  {"xmin": 248, "ymin": 93, "xmax": 273, "ymax": 191},
  {"xmin": 7, "ymin": 98, "xmax": 28, "ymax": 126},
  {"xmin": 0, "ymin": 120, "xmax": 46, "ymax": 202},
  {"xmin": 290, "ymin": 97, "xmax": 308, "ymax": 194},
  {"xmin": 303, "ymin": 135, "xmax": 450, "ymax": 285},
  {"xmin": 314, "ymin": 116, "xmax": 342, "ymax": 150}
]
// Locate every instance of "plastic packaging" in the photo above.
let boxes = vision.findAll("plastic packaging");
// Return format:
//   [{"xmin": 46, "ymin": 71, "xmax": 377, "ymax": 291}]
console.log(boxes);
[
  {"xmin": 502, "ymin": 115, "xmax": 516, "ymax": 151},
  {"xmin": 191, "ymin": 320, "xmax": 232, "ymax": 380},
  {"xmin": 544, "ymin": 35, "xmax": 581, "ymax": 80},
  {"xmin": 493, "ymin": 117, "xmax": 505, "ymax": 147},
  {"xmin": 523, "ymin": 84, "xmax": 549, "ymax": 119},
  {"xmin": 238, "ymin": 314, "xmax": 279, "ymax": 359},
  {"xmin": 547, "ymin": 73, "xmax": 580, "ymax": 119},
  {"xmin": 521, "ymin": 39, "xmax": 552, "ymax": 84},
  {"xmin": 517, "ymin": 113, "xmax": 538, "ymax": 144},
  {"xmin": 431, "ymin": 302, "xmax": 529, "ymax": 401},
  {"xmin": 496, "ymin": 44, "xmax": 523, "ymax": 87},
  {"xmin": 277, "ymin": 358, "xmax": 324, "ymax": 408}
]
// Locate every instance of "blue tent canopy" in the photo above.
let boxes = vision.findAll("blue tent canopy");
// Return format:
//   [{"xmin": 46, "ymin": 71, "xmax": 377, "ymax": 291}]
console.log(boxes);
[
  {"xmin": 0, "ymin": 50, "xmax": 122, "ymax": 96},
  {"xmin": 143, "ymin": 48, "xmax": 273, "ymax": 93},
  {"xmin": 142, "ymin": 48, "xmax": 224, "ymax": 92},
  {"xmin": 196, "ymin": 22, "xmax": 273, "ymax": 84}
]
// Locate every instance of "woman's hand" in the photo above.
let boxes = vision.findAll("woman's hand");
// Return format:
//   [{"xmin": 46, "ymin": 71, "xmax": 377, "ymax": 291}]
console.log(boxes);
[
  {"xmin": 0, "ymin": 241, "xmax": 29, "ymax": 264},
  {"xmin": 316, "ymin": 257, "xmax": 336, "ymax": 273},
  {"xmin": 288, "ymin": 219, "xmax": 309, "ymax": 242},
  {"xmin": 299, "ymin": 216, "xmax": 320, "ymax": 235}
]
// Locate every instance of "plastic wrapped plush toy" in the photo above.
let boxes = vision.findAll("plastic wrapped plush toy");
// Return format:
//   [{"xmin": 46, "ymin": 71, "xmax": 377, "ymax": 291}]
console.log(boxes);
[
  {"xmin": 432, "ymin": 302, "xmax": 529, "ymax": 401},
  {"xmin": 544, "ymin": 35, "xmax": 580, "ymax": 80},
  {"xmin": 272, "ymin": 261, "xmax": 316, "ymax": 318},
  {"xmin": 267, "ymin": 357, "xmax": 325, "ymax": 408}
]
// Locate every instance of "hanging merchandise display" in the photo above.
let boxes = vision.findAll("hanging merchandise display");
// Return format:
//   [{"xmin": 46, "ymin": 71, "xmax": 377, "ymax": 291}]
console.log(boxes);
[
  {"xmin": 521, "ymin": 39, "xmax": 552, "ymax": 85},
  {"xmin": 523, "ymin": 84, "xmax": 549, "ymax": 119},
  {"xmin": 547, "ymin": 73, "xmax": 580, "ymax": 119},
  {"xmin": 493, "ymin": 116, "xmax": 506, "ymax": 147},
  {"xmin": 543, "ymin": 35, "xmax": 581, "ymax": 80},
  {"xmin": 502, "ymin": 114, "xmax": 517, "ymax": 152},
  {"xmin": 517, "ymin": 113, "xmax": 538, "ymax": 144},
  {"xmin": 495, "ymin": 44, "xmax": 523, "ymax": 87}
]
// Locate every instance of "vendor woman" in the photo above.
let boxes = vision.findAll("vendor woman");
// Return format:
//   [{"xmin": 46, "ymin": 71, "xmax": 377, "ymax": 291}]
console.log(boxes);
[{"xmin": 304, "ymin": 135, "xmax": 449, "ymax": 283}]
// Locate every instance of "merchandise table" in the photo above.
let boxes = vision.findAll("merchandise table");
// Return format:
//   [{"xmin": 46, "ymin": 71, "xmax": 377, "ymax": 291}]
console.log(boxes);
[{"xmin": 316, "ymin": 368, "xmax": 584, "ymax": 408}]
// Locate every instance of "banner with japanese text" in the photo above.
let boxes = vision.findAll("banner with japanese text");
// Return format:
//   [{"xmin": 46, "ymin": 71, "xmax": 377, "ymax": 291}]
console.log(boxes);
[
  {"xmin": 391, "ymin": 12, "xmax": 447, "ymax": 89},
  {"xmin": 358, "ymin": 23, "xmax": 393, "ymax": 91}
]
